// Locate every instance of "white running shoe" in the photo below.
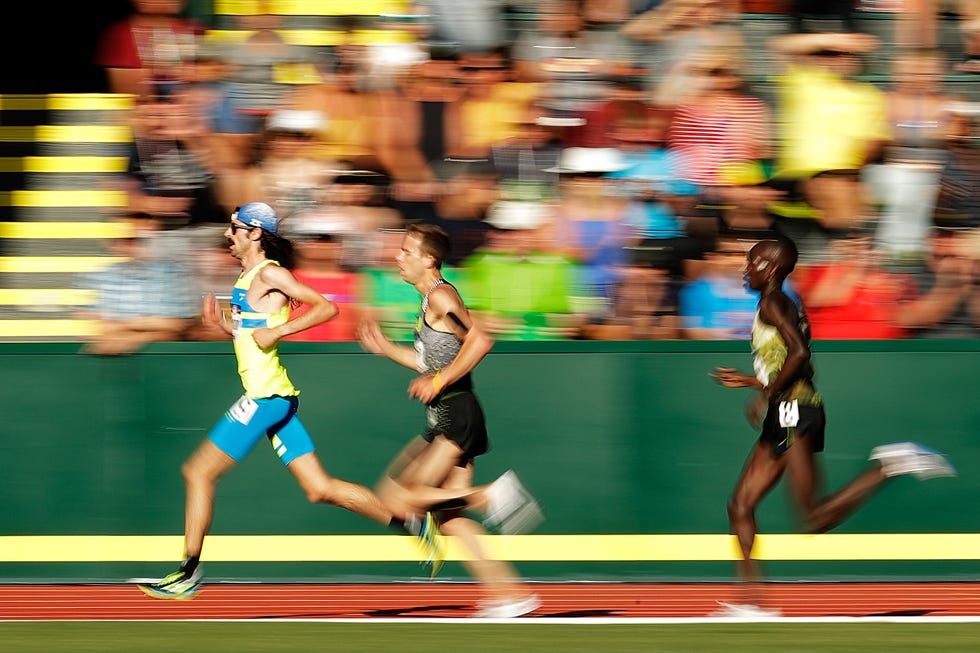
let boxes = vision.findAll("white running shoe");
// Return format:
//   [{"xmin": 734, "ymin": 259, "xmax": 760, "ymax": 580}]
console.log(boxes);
[
  {"xmin": 869, "ymin": 442, "xmax": 957, "ymax": 480},
  {"xmin": 474, "ymin": 594, "xmax": 541, "ymax": 619},
  {"xmin": 483, "ymin": 470, "xmax": 544, "ymax": 535},
  {"xmin": 711, "ymin": 601, "xmax": 781, "ymax": 619}
]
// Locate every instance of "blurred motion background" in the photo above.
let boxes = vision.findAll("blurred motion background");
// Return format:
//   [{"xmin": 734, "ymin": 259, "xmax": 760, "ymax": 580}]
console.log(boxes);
[{"xmin": 1, "ymin": 0, "xmax": 978, "ymax": 349}]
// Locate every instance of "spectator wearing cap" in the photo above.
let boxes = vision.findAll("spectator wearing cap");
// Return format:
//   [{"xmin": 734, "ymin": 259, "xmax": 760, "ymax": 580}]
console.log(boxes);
[
  {"xmin": 219, "ymin": 109, "xmax": 337, "ymax": 228},
  {"xmin": 546, "ymin": 147, "xmax": 634, "ymax": 323},
  {"xmin": 489, "ymin": 102, "xmax": 567, "ymax": 203},
  {"xmin": 464, "ymin": 199, "xmax": 588, "ymax": 340}
]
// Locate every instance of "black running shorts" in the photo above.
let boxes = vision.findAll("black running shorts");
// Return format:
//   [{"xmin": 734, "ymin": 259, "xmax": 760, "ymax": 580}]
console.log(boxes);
[
  {"xmin": 423, "ymin": 390, "xmax": 489, "ymax": 459},
  {"xmin": 760, "ymin": 399, "xmax": 826, "ymax": 458}
]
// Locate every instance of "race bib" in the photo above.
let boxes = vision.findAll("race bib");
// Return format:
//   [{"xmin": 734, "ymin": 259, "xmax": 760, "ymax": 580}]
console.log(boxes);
[
  {"xmin": 228, "ymin": 395, "xmax": 258, "ymax": 425},
  {"xmin": 778, "ymin": 400, "xmax": 800, "ymax": 428},
  {"xmin": 231, "ymin": 304, "xmax": 242, "ymax": 340}
]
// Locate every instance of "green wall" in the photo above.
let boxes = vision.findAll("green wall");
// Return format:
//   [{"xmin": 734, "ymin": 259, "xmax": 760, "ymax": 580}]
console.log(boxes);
[{"xmin": 0, "ymin": 340, "xmax": 977, "ymax": 583}]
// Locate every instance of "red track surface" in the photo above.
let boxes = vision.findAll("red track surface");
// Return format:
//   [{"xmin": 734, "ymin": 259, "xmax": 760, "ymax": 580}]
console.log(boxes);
[{"xmin": 1, "ymin": 583, "xmax": 978, "ymax": 620}]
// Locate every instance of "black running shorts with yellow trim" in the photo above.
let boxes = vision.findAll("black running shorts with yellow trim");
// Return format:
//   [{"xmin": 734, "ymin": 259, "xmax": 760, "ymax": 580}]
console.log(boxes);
[
  {"xmin": 423, "ymin": 390, "xmax": 489, "ymax": 460},
  {"xmin": 760, "ymin": 398, "xmax": 826, "ymax": 458}
]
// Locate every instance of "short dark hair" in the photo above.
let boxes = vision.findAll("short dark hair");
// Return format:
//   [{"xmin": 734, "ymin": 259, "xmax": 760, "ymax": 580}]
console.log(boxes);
[
  {"xmin": 406, "ymin": 223, "xmax": 451, "ymax": 268},
  {"xmin": 774, "ymin": 235, "xmax": 798, "ymax": 271}
]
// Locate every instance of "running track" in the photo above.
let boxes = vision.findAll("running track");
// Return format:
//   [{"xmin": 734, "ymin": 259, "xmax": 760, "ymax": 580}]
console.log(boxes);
[{"xmin": 1, "ymin": 583, "xmax": 979, "ymax": 620}]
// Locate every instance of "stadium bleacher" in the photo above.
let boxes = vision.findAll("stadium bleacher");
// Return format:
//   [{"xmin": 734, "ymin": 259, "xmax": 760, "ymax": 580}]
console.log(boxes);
[{"xmin": 0, "ymin": 4, "xmax": 975, "ymax": 341}]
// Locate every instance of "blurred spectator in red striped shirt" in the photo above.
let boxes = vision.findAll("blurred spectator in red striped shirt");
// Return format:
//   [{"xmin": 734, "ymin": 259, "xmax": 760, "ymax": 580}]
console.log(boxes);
[{"xmin": 667, "ymin": 48, "xmax": 785, "ymax": 235}]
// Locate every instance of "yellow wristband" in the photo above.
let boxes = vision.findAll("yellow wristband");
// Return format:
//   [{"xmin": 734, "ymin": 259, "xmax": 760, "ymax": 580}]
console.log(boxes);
[{"xmin": 432, "ymin": 371, "xmax": 445, "ymax": 394}]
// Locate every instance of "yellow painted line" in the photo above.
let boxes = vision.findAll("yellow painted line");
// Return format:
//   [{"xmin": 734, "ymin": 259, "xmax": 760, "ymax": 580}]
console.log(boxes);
[
  {"xmin": 0, "ymin": 534, "xmax": 977, "ymax": 563},
  {"xmin": 0, "ymin": 288, "xmax": 96, "ymax": 305},
  {"xmin": 0, "ymin": 256, "xmax": 127, "ymax": 273},
  {"xmin": 0, "ymin": 320, "xmax": 99, "ymax": 338},
  {"xmin": 215, "ymin": 0, "xmax": 409, "ymax": 16},
  {"xmin": 0, "ymin": 222, "xmax": 133, "ymax": 239},
  {"xmin": 205, "ymin": 29, "xmax": 414, "ymax": 47},
  {"xmin": 1, "ymin": 190, "xmax": 127, "ymax": 207},
  {"xmin": 36, "ymin": 125, "xmax": 133, "ymax": 143},
  {"xmin": 214, "ymin": 0, "xmax": 258, "ymax": 13},
  {"xmin": 0, "ymin": 126, "xmax": 132, "ymax": 143},
  {"xmin": 0, "ymin": 127, "xmax": 37, "ymax": 142},
  {"xmin": 754, "ymin": 533, "xmax": 980, "ymax": 561},
  {"xmin": 46, "ymin": 94, "xmax": 134, "ymax": 111},
  {"xmin": 0, "ymin": 95, "xmax": 133, "ymax": 111},
  {"xmin": 0, "ymin": 156, "xmax": 128, "ymax": 173},
  {"xmin": 0, "ymin": 95, "xmax": 50, "ymax": 111},
  {"xmin": 0, "ymin": 536, "xmax": 420, "ymax": 563}
]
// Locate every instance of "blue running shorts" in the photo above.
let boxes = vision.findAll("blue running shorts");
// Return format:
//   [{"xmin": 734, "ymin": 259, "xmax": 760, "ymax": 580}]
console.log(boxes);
[{"xmin": 207, "ymin": 395, "xmax": 315, "ymax": 465}]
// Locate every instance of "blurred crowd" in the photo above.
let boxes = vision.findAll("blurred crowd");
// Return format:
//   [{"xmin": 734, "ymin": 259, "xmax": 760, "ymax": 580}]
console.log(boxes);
[{"xmin": 77, "ymin": 0, "xmax": 980, "ymax": 353}]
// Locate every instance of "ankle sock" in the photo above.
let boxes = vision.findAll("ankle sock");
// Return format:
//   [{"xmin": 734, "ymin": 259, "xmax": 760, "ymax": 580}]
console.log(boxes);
[{"xmin": 181, "ymin": 556, "xmax": 200, "ymax": 576}]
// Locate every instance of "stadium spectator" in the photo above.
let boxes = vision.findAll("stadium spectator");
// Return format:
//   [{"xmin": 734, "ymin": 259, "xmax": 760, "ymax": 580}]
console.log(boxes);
[
  {"xmin": 374, "ymin": 55, "xmax": 465, "ymax": 200},
  {"xmin": 202, "ymin": 1, "xmax": 318, "ymax": 171},
  {"xmin": 456, "ymin": 50, "xmax": 540, "ymax": 160},
  {"xmin": 766, "ymin": 31, "xmax": 890, "ymax": 261},
  {"xmin": 667, "ymin": 46, "xmax": 785, "ymax": 236},
  {"xmin": 116, "ymin": 91, "xmax": 227, "ymax": 229},
  {"xmin": 466, "ymin": 199, "xmax": 588, "ymax": 339},
  {"xmin": 862, "ymin": 49, "xmax": 969, "ymax": 269},
  {"xmin": 284, "ymin": 231, "xmax": 362, "ymax": 342},
  {"xmin": 283, "ymin": 58, "xmax": 382, "ymax": 170},
  {"xmin": 620, "ymin": 0, "xmax": 743, "ymax": 109},
  {"xmin": 76, "ymin": 217, "xmax": 198, "ymax": 355},
  {"xmin": 905, "ymin": 226, "xmax": 980, "ymax": 338},
  {"xmin": 679, "ymin": 236, "xmax": 763, "ymax": 340},
  {"xmin": 94, "ymin": 0, "xmax": 205, "ymax": 97},
  {"xmin": 513, "ymin": 0, "xmax": 635, "ymax": 123},
  {"xmin": 546, "ymin": 147, "xmax": 634, "ymax": 326},
  {"xmin": 792, "ymin": 232, "xmax": 921, "ymax": 338},
  {"xmin": 218, "ymin": 109, "xmax": 337, "ymax": 226}
]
